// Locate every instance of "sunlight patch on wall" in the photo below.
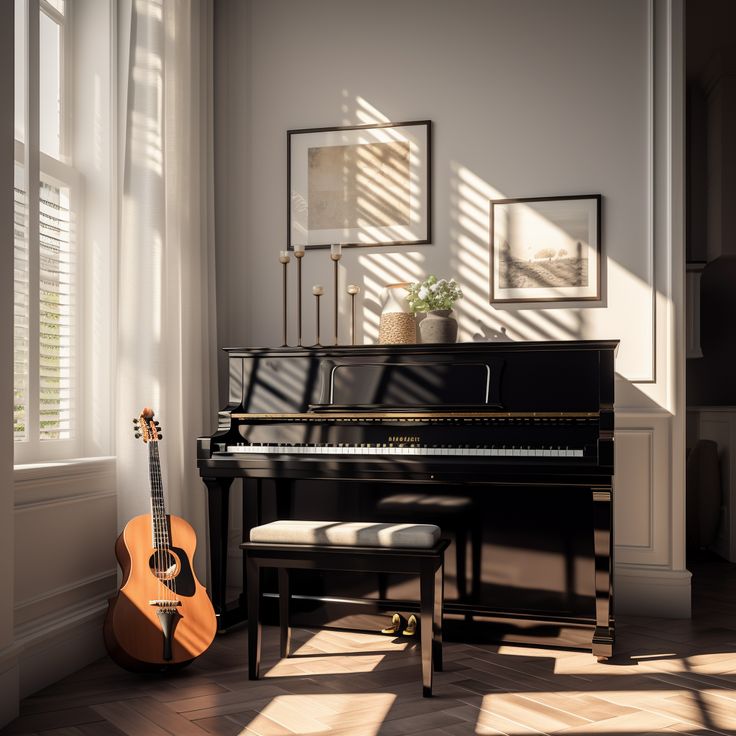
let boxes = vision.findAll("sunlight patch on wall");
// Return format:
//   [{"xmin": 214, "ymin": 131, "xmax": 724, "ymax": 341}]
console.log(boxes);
[
  {"xmin": 358, "ymin": 251, "xmax": 424, "ymax": 343},
  {"xmin": 355, "ymin": 95, "xmax": 392, "ymax": 125},
  {"xmin": 451, "ymin": 163, "xmax": 594, "ymax": 347}
]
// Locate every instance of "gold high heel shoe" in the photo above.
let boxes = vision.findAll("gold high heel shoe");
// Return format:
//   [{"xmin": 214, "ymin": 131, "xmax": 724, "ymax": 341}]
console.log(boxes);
[
  {"xmin": 381, "ymin": 613, "xmax": 406, "ymax": 635},
  {"xmin": 402, "ymin": 614, "xmax": 417, "ymax": 637}
]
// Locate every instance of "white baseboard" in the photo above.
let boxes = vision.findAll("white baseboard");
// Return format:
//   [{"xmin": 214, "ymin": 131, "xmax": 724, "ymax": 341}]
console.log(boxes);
[
  {"xmin": 0, "ymin": 592, "xmax": 111, "ymax": 729},
  {"xmin": 615, "ymin": 565, "xmax": 692, "ymax": 617}
]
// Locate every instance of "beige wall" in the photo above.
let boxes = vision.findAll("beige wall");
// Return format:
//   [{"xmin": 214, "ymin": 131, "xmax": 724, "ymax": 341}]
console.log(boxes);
[{"xmin": 215, "ymin": 0, "xmax": 687, "ymax": 614}]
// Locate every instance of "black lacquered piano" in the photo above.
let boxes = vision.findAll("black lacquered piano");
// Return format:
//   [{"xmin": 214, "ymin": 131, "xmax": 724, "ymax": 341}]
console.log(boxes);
[{"xmin": 198, "ymin": 340, "xmax": 617, "ymax": 657}]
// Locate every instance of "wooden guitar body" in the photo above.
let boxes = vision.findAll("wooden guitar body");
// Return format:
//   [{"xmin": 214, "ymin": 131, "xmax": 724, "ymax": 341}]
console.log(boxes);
[{"xmin": 104, "ymin": 513, "xmax": 217, "ymax": 672}]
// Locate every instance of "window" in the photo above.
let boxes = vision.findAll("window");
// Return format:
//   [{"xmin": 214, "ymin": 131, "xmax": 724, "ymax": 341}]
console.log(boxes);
[{"xmin": 14, "ymin": 0, "xmax": 82, "ymax": 462}]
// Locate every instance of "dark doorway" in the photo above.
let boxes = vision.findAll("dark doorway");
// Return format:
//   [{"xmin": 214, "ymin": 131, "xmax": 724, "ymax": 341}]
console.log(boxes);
[{"xmin": 685, "ymin": 0, "xmax": 736, "ymax": 599}]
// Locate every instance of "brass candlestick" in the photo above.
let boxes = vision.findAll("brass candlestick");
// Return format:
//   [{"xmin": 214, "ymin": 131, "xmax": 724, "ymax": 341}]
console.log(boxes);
[
  {"xmin": 294, "ymin": 244, "xmax": 305, "ymax": 346},
  {"xmin": 312, "ymin": 285, "xmax": 324, "ymax": 346},
  {"xmin": 330, "ymin": 243, "xmax": 342, "ymax": 345},
  {"xmin": 347, "ymin": 284, "xmax": 360, "ymax": 345},
  {"xmin": 279, "ymin": 250, "xmax": 290, "ymax": 346}
]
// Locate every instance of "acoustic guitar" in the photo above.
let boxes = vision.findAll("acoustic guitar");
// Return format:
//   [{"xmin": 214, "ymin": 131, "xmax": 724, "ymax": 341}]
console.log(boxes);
[{"xmin": 104, "ymin": 408, "xmax": 217, "ymax": 671}]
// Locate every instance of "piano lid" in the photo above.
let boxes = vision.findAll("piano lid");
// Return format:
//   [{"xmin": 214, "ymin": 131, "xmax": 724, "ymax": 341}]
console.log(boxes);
[{"xmin": 231, "ymin": 341, "xmax": 618, "ymax": 415}]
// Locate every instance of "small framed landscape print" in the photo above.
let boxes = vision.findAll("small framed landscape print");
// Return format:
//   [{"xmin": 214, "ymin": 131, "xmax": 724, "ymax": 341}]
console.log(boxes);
[
  {"xmin": 288, "ymin": 120, "xmax": 431, "ymax": 250},
  {"xmin": 489, "ymin": 194, "xmax": 602, "ymax": 303}
]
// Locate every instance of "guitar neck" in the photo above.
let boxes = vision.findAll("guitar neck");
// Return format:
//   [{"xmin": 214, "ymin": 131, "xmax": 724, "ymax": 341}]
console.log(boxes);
[{"xmin": 149, "ymin": 442, "xmax": 169, "ymax": 548}]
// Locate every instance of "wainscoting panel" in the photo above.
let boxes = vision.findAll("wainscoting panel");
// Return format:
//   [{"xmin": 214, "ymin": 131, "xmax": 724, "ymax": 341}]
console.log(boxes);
[
  {"xmin": 14, "ymin": 492, "xmax": 117, "ymax": 623},
  {"xmin": 614, "ymin": 412, "xmax": 672, "ymax": 567},
  {"xmin": 13, "ymin": 460, "xmax": 117, "ymax": 633},
  {"xmin": 614, "ymin": 430, "xmax": 654, "ymax": 549}
]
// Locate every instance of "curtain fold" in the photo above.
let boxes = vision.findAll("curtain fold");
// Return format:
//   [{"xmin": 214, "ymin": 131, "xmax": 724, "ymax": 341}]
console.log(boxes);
[{"xmin": 116, "ymin": 0, "xmax": 217, "ymax": 581}]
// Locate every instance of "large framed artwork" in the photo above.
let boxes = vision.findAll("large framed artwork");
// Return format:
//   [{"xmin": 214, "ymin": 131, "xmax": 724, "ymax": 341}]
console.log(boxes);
[
  {"xmin": 288, "ymin": 120, "xmax": 431, "ymax": 250},
  {"xmin": 489, "ymin": 194, "xmax": 602, "ymax": 303}
]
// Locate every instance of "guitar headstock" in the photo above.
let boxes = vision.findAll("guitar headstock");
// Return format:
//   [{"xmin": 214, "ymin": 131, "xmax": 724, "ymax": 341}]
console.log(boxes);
[{"xmin": 133, "ymin": 407, "xmax": 162, "ymax": 443}]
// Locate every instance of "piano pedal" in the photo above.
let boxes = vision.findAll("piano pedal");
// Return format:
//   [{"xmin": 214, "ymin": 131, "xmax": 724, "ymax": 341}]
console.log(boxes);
[
  {"xmin": 381, "ymin": 613, "xmax": 407, "ymax": 636},
  {"xmin": 402, "ymin": 614, "xmax": 417, "ymax": 637}
]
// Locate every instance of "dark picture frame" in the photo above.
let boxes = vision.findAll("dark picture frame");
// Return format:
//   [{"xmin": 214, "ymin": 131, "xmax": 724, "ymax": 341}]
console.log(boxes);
[
  {"xmin": 287, "ymin": 120, "xmax": 432, "ymax": 250},
  {"xmin": 489, "ymin": 194, "xmax": 602, "ymax": 303}
]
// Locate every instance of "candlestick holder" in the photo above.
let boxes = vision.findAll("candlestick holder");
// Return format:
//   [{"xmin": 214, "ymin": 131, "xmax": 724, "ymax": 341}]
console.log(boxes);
[
  {"xmin": 312, "ymin": 285, "xmax": 324, "ymax": 346},
  {"xmin": 330, "ymin": 244, "xmax": 342, "ymax": 345},
  {"xmin": 347, "ymin": 284, "xmax": 360, "ymax": 345},
  {"xmin": 279, "ymin": 251, "xmax": 290, "ymax": 346},
  {"xmin": 294, "ymin": 244, "xmax": 305, "ymax": 346}
]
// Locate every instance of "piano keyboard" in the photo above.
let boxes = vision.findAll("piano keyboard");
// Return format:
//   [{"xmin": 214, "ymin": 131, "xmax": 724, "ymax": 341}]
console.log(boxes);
[{"xmin": 225, "ymin": 444, "xmax": 584, "ymax": 458}]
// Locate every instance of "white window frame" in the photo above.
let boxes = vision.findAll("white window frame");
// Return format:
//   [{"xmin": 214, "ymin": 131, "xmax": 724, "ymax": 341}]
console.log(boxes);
[{"xmin": 14, "ymin": 0, "xmax": 85, "ymax": 465}]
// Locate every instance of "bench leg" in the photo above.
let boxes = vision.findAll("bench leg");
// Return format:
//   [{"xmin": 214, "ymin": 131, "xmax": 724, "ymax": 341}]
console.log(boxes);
[
  {"xmin": 246, "ymin": 557, "xmax": 261, "ymax": 680},
  {"xmin": 279, "ymin": 568, "xmax": 291, "ymax": 658},
  {"xmin": 433, "ymin": 561, "xmax": 443, "ymax": 672},
  {"xmin": 420, "ymin": 561, "xmax": 435, "ymax": 697}
]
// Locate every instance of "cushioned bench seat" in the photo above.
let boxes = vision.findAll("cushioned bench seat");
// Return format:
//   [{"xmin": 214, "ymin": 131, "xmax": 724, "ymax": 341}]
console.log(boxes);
[
  {"xmin": 244, "ymin": 520, "xmax": 447, "ymax": 696},
  {"xmin": 249, "ymin": 519, "xmax": 441, "ymax": 549}
]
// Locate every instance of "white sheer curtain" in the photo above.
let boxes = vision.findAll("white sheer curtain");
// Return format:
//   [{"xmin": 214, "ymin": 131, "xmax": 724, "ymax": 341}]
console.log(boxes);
[{"xmin": 116, "ymin": 0, "xmax": 217, "ymax": 580}]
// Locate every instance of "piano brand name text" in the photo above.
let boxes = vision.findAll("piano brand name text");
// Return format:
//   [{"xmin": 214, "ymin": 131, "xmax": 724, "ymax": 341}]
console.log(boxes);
[{"xmin": 387, "ymin": 435, "xmax": 421, "ymax": 443}]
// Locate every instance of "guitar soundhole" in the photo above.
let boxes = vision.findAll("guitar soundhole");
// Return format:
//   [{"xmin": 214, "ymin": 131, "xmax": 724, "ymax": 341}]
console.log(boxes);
[{"xmin": 149, "ymin": 549, "xmax": 180, "ymax": 582}]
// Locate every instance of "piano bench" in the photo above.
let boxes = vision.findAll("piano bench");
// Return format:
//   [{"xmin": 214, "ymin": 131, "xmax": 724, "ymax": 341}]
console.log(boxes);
[{"xmin": 242, "ymin": 521, "xmax": 449, "ymax": 697}]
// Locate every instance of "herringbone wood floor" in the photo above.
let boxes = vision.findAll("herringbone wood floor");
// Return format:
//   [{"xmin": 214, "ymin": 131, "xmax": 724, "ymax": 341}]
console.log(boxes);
[{"xmin": 3, "ymin": 557, "xmax": 736, "ymax": 736}]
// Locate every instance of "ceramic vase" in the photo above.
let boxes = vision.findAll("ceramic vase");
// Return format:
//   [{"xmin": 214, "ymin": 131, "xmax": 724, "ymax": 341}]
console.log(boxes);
[
  {"xmin": 378, "ymin": 283, "xmax": 416, "ymax": 344},
  {"xmin": 419, "ymin": 309, "xmax": 458, "ymax": 344}
]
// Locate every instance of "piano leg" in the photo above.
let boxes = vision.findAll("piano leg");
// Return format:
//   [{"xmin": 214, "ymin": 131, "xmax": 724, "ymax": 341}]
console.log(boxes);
[
  {"xmin": 455, "ymin": 526, "xmax": 467, "ymax": 600},
  {"xmin": 247, "ymin": 557, "xmax": 261, "ymax": 680},
  {"xmin": 592, "ymin": 488, "xmax": 614, "ymax": 659},
  {"xmin": 471, "ymin": 514, "xmax": 482, "ymax": 602},
  {"xmin": 203, "ymin": 476, "xmax": 234, "ymax": 631}
]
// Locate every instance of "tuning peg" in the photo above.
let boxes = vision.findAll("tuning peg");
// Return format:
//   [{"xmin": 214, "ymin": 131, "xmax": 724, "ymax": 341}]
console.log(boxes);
[
  {"xmin": 157, "ymin": 434, "xmax": 163, "ymax": 440},
  {"xmin": 134, "ymin": 433, "xmax": 141, "ymax": 439},
  {"xmin": 133, "ymin": 418, "xmax": 139, "ymax": 424}
]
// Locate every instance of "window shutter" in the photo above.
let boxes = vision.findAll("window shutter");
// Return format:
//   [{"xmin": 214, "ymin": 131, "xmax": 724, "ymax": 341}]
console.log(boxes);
[
  {"xmin": 38, "ymin": 179, "xmax": 73, "ymax": 441},
  {"xmin": 13, "ymin": 164, "xmax": 28, "ymax": 441}
]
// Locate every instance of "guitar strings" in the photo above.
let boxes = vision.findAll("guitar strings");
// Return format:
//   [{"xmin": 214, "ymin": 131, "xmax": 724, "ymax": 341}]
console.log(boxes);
[
  {"xmin": 152, "ymin": 437, "xmax": 178, "ymax": 604},
  {"xmin": 153, "ymin": 440, "xmax": 170, "ymax": 604},
  {"xmin": 150, "ymin": 428, "xmax": 171, "ymax": 605},
  {"xmin": 149, "ymin": 435, "xmax": 167, "ymax": 605}
]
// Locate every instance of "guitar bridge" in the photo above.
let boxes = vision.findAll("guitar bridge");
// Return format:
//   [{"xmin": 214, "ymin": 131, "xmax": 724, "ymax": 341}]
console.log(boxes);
[{"xmin": 149, "ymin": 599, "xmax": 182, "ymax": 607}]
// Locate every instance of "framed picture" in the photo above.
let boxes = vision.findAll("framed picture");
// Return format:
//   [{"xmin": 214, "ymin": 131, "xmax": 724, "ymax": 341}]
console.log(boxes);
[
  {"xmin": 489, "ymin": 194, "xmax": 602, "ymax": 303},
  {"xmin": 288, "ymin": 120, "xmax": 431, "ymax": 250}
]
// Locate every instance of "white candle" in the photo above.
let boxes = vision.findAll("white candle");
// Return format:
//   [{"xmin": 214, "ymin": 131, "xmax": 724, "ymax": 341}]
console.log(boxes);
[
  {"xmin": 312, "ymin": 285, "xmax": 324, "ymax": 296},
  {"xmin": 294, "ymin": 244, "xmax": 306, "ymax": 256},
  {"xmin": 330, "ymin": 243, "xmax": 342, "ymax": 259},
  {"xmin": 347, "ymin": 284, "xmax": 360, "ymax": 295},
  {"xmin": 279, "ymin": 250, "xmax": 290, "ymax": 264}
]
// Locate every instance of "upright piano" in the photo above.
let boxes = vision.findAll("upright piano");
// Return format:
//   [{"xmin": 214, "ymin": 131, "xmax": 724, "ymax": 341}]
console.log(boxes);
[{"xmin": 197, "ymin": 340, "xmax": 617, "ymax": 657}]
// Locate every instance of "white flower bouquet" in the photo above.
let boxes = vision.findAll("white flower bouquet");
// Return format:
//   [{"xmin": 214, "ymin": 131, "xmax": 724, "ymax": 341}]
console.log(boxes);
[{"xmin": 406, "ymin": 275, "xmax": 463, "ymax": 314}]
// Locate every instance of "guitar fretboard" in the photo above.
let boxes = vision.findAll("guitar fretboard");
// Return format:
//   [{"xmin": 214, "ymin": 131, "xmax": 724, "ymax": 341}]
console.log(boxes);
[{"xmin": 149, "ymin": 442, "xmax": 170, "ymax": 549}]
